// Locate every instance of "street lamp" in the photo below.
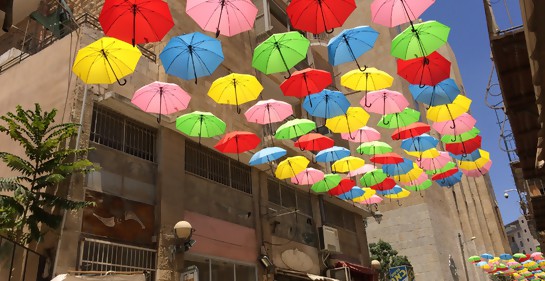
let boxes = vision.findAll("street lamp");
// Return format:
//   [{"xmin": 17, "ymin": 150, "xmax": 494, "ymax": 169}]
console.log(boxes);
[
  {"xmin": 458, "ymin": 233, "xmax": 476, "ymax": 281},
  {"xmin": 172, "ymin": 221, "xmax": 196, "ymax": 254},
  {"xmin": 503, "ymin": 188, "xmax": 527, "ymax": 216}
]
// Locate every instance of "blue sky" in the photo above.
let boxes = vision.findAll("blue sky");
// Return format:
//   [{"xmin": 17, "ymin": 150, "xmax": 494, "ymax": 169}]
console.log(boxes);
[{"xmin": 422, "ymin": 0, "xmax": 523, "ymax": 224}]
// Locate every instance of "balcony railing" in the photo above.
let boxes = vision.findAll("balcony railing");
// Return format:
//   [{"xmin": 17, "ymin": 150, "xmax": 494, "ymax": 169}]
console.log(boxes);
[{"xmin": 0, "ymin": 235, "xmax": 47, "ymax": 281}]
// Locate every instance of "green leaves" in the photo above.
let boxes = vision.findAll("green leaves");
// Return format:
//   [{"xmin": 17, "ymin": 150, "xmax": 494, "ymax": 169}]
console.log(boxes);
[{"xmin": 369, "ymin": 240, "xmax": 412, "ymax": 281}]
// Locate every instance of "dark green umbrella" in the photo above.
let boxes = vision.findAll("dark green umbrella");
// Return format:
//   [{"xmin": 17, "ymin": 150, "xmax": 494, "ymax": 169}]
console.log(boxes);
[
  {"xmin": 252, "ymin": 31, "xmax": 310, "ymax": 78},
  {"xmin": 391, "ymin": 20, "xmax": 450, "ymax": 60}
]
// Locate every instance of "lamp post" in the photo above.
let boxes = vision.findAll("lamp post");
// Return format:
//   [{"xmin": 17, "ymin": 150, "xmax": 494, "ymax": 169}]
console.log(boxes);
[
  {"xmin": 169, "ymin": 221, "xmax": 196, "ymax": 263},
  {"xmin": 504, "ymin": 188, "xmax": 527, "ymax": 216},
  {"xmin": 458, "ymin": 233, "xmax": 476, "ymax": 281}
]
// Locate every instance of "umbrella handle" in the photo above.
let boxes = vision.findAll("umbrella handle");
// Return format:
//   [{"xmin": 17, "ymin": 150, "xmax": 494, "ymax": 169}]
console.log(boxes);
[
  {"xmin": 156, "ymin": 115, "xmax": 161, "ymax": 124},
  {"xmin": 397, "ymin": 200, "xmax": 402, "ymax": 206},
  {"xmin": 450, "ymin": 120, "xmax": 456, "ymax": 129},
  {"xmin": 451, "ymin": 136, "xmax": 457, "ymax": 142},
  {"xmin": 382, "ymin": 118, "xmax": 390, "ymax": 125},
  {"xmin": 358, "ymin": 64, "xmax": 367, "ymax": 72},
  {"xmin": 215, "ymin": 29, "xmax": 221, "ymax": 38},
  {"xmin": 420, "ymin": 191, "xmax": 424, "ymax": 198},
  {"xmin": 117, "ymin": 78, "xmax": 127, "ymax": 86},
  {"xmin": 284, "ymin": 73, "xmax": 292, "ymax": 79},
  {"xmin": 363, "ymin": 94, "xmax": 372, "ymax": 108},
  {"xmin": 311, "ymin": 156, "xmax": 317, "ymax": 164},
  {"xmin": 462, "ymin": 153, "xmax": 468, "ymax": 158},
  {"xmin": 325, "ymin": 28, "xmax": 334, "ymax": 34},
  {"xmin": 237, "ymin": 106, "xmax": 242, "ymax": 114}
]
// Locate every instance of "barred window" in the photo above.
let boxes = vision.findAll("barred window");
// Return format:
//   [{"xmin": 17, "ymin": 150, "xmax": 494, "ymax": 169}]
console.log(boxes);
[
  {"xmin": 323, "ymin": 202, "xmax": 356, "ymax": 232},
  {"xmin": 267, "ymin": 179, "xmax": 312, "ymax": 217},
  {"xmin": 185, "ymin": 140, "xmax": 252, "ymax": 194}
]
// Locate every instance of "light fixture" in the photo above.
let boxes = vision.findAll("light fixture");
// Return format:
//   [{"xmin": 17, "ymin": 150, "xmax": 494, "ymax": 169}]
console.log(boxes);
[
  {"xmin": 372, "ymin": 211, "xmax": 383, "ymax": 224},
  {"xmin": 371, "ymin": 260, "xmax": 381, "ymax": 270},
  {"xmin": 171, "ymin": 221, "xmax": 196, "ymax": 254},
  {"xmin": 258, "ymin": 254, "xmax": 273, "ymax": 270}
]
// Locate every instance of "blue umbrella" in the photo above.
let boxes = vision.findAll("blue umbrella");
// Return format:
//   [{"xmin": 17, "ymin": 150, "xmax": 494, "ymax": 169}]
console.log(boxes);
[
  {"xmin": 316, "ymin": 146, "xmax": 350, "ymax": 162},
  {"xmin": 382, "ymin": 158, "xmax": 414, "ymax": 176},
  {"xmin": 437, "ymin": 171, "xmax": 463, "ymax": 187},
  {"xmin": 303, "ymin": 89, "xmax": 350, "ymax": 119},
  {"xmin": 450, "ymin": 150, "xmax": 481, "ymax": 161},
  {"xmin": 249, "ymin": 147, "xmax": 287, "ymax": 166},
  {"xmin": 401, "ymin": 134, "xmax": 439, "ymax": 152},
  {"xmin": 160, "ymin": 32, "xmax": 224, "ymax": 83},
  {"xmin": 409, "ymin": 78, "xmax": 460, "ymax": 106},
  {"xmin": 481, "ymin": 253, "xmax": 494, "ymax": 260},
  {"xmin": 376, "ymin": 185, "xmax": 402, "ymax": 196},
  {"xmin": 337, "ymin": 187, "xmax": 364, "ymax": 200},
  {"xmin": 327, "ymin": 26, "xmax": 379, "ymax": 70},
  {"xmin": 476, "ymin": 261, "xmax": 487, "ymax": 267},
  {"xmin": 500, "ymin": 253, "xmax": 513, "ymax": 260}
]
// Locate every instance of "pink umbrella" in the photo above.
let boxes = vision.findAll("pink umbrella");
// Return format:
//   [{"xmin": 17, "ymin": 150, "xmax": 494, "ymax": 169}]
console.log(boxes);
[
  {"xmin": 292, "ymin": 168, "xmax": 325, "ymax": 185},
  {"xmin": 399, "ymin": 172, "xmax": 428, "ymax": 186},
  {"xmin": 358, "ymin": 194, "xmax": 383, "ymax": 205},
  {"xmin": 370, "ymin": 0, "xmax": 435, "ymax": 28},
  {"xmin": 186, "ymin": 0, "xmax": 258, "ymax": 37},
  {"xmin": 244, "ymin": 99, "xmax": 293, "ymax": 124},
  {"xmin": 341, "ymin": 126, "xmax": 381, "ymax": 143},
  {"xmin": 347, "ymin": 164, "xmax": 375, "ymax": 177},
  {"xmin": 432, "ymin": 113, "xmax": 476, "ymax": 135},
  {"xmin": 461, "ymin": 160, "xmax": 492, "ymax": 177},
  {"xmin": 416, "ymin": 151, "xmax": 451, "ymax": 170},
  {"xmin": 132, "ymin": 81, "xmax": 191, "ymax": 123},
  {"xmin": 360, "ymin": 89, "xmax": 409, "ymax": 115},
  {"xmin": 531, "ymin": 252, "xmax": 544, "ymax": 260}
]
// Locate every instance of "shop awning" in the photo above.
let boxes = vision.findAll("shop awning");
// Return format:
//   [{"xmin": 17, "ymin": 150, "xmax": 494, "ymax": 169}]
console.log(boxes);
[
  {"xmin": 335, "ymin": 261, "xmax": 376, "ymax": 275},
  {"xmin": 276, "ymin": 268, "xmax": 339, "ymax": 281},
  {"xmin": 51, "ymin": 273, "xmax": 146, "ymax": 281},
  {"xmin": 307, "ymin": 273, "xmax": 339, "ymax": 281}
]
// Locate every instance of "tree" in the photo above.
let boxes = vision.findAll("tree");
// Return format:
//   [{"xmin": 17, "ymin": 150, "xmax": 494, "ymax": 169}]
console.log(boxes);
[
  {"xmin": 0, "ymin": 104, "xmax": 96, "ymax": 244},
  {"xmin": 369, "ymin": 240, "xmax": 412, "ymax": 281}
]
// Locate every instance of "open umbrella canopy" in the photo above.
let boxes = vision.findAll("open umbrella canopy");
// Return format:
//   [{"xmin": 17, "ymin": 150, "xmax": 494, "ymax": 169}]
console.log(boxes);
[
  {"xmin": 99, "ymin": 0, "xmax": 174, "ymax": 46},
  {"xmin": 405, "ymin": 179, "xmax": 432, "ymax": 191},
  {"xmin": 361, "ymin": 89, "xmax": 409, "ymax": 115},
  {"xmin": 312, "ymin": 173, "xmax": 342, "ymax": 192},
  {"xmin": 450, "ymin": 149, "xmax": 482, "ymax": 161},
  {"xmin": 369, "ymin": 177, "xmax": 396, "ymax": 191},
  {"xmin": 160, "ymin": 32, "xmax": 224, "ymax": 81},
  {"xmin": 131, "ymin": 81, "xmax": 191, "ymax": 120},
  {"xmin": 405, "ymin": 148, "xmax": 440, "ymax": 159},
  {"xmin": 327, "ymin": 26, "xmax": 380, "ymax": 69},
  {"xmin": 426, "ymin": 94, "xmax": 472, "ymax": 122},
  {"xmin": 186, "ymin": 0, "xmax": 258, "ymax": 37},
  {"xmin": 441, "ymin": 127, "xmax": 480, "ymax": 143},
  {"xmin": 460, "ymin": 161, "xmax": 491, "ymax": 177},
  {"xmin": 432, "ymin": 113, "xmax": 476, "ymax": 135},
  {"xmin": 292, "ymin": 168, "xmax": 325, "ymax": 185},
  {"xmin": 280, "ymin": 68, "xmax": 332, "ymax": 98},
  {"xmin": 376, "ymin": 185, "xmax": 403, "ymax": 196},
  {"xmin": 332, "ymin": 156, "xmax": 365, "ymax": 173},
  {"xmin": 343, "ymin": 126, "xmax": 382, "ymax": 143},
  {"xmin": 249, "ymin": 147, "xmax": 287, "ymax": 166},
  {"xmin": 400, "ymin": 134, "xmax": 439, "ymax": 152},
  {"xmin": 371, "ymin": 0, "xmax": 435, "ymax": 27},
  {"xmin": 360, "ymin": 169, "xmax": 388, "ymax": 187},
  {"xmin": 416, "ymin": 151, "xmax": 451, "ymax": 170},
  {"xmin": 393, "ymin": 167, "xmax": 424, "ymax": 182},
  {"xmin": 383, "ymin": 158, "xmax": 415, "ymax": 176},
  {"xmin": 245, "ymin": 99, "xmax": 293, "ymax": 124},
  {"xmin": 275, "ymin": 118, "xmax": 316, "ymax": 140},
  {"xmin": 209, "ymin": 73, "xmax": 263, "ymax": 112},
  {"xmin": 303, "ymin": 89, "xmax": 351, "ymax": 119},
  {"xmin": 391, "ymin": 20, "xmax": 450, "ymax": 60},
  {"xmin": 176, "ymin": 111, "xmax": 226, "ymax": 141},
  {"xmin": 391, "ymin": 122, "xmax": 431, "ymax": 140},
  {"xmin": 338, "ymin": 187, "xmax": 365, "ymax": 200},
  {"xmin": 316, "ymin": 146, "xmax": 351, "ymax": 162},
  {"xmin": 325, "ymin": 107, "xmax": 370, "ymax": 133},
  {"xmin": 410, "ymin": 78, "xmax": 460, "ymax": 106},
  {"xmin": 458, "ymin": 154, "xmax": 491, "ymax": 170},
  {"xmin": 214, "ymin": 131, "xmax": 261, "ymax": 155},
  {"xmin": 431, "ymin": 168, "xmax": 459, "ymax": 180},
  {"xmin": 347, "ymin": 164, "xmax": 376, "ymax": 177},
  {"xmin": 397, "ymin": 51, "xmax": 451, "ymax": 86},
  {"xmin": 287, "ymin": 0, "xmax": 356, "ymax": 34},
  {"xmin": 399, "ymin": 171, "xmax": 428, "ymax": 186},
  {"xmin": 469, "ymin": 256, "xmax": 483, "ymax": 263},
  {"xmin": 384, "ymin": 188, "xmax": 411, "ymax": 199},
  {"xmin": 294, "ymin": 133, "xmax": 334, "ymax": 151},
  {"xmin": 276, "ymin": 156, "xmax": 310, "ymax": 179},
  {"xmin": 370, "ymin": 152, "xmax": 405, "ymax": 164},
  {"xmin": 355, "ymin": 194, "xmax": 383, "ymax": 204},
  {"xmin": 357, "ymin": 141, "xmax": 392, "ymax": 155},
  {"xmin": 445, "ymin": 135, "xmax": 482, "ymax": 155},
  {"xmin": 425, "ymin": 161, "xmax": 456, "ymax": 175},
  {"xmin": 328, "ymin": 178, "xmax": 357, "ymax": 195},
  {"xmin": 436, "ymin": 171, "xmax": 463, "ymax": 187},
  {"xmin": 378, "ymin": 108, "xmax": 420, "ymax": 129},
  {"xmin": 72, "ymin": 37, "xmax": 142, "ymax": 85},
  {"xmin": 340, "ymin": 67, "xmax": 394, "ymax": 91},
  {"xmin": 252, "ymin": 31, "xmax": 310, "ymax": 75}
]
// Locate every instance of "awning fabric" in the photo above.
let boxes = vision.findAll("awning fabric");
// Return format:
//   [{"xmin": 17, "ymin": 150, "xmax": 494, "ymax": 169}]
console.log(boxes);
[
  {"xmin": 51, "ymin": 273, "xmax": 146, "ymax": 281},
  {"xmin": 276, "ymin": 268, "xmax": 339, "ymax": 281},
  {"xmin": 335, "ymin": 261, "xmax": 376, "ymax": 275},
  {"xmin": 307, "ymin": 273, "xmax": 340, "ymax": 281}
]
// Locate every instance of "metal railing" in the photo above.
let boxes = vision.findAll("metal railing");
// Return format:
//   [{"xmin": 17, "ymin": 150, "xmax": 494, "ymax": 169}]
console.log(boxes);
[{"xmin": 0, "ymin": 235, "xmax": 47, "ymax": 281}]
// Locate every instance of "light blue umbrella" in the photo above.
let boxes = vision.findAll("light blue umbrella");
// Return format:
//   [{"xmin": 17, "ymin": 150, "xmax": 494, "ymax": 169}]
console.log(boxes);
[
  {"xmin": 316, "ymin": 146, "xmax": 350, "ymax": 162},
  {"xmin": 400, "ymin": 134, "xmax": 439, "ymax": 152},
  {"xmin": 327, "ymin": 26, "xmax": 379, "ymax": 70},
  {"xmin": 476, "ymin": 261, "xmax": 488, "ymax": 267},
  {"xmin": 382, "ymin": 158, "xmax": 414, "ymax": 176},
  {"xmin": 160, "ymin": 32, "xmax": 224, "ymax": 82},
  {"xmin": 303, "ymin": 89, "xmax": 350, "ymax": 119},
  {"xmin": 409, "ymin": 78, "xmax": 460, "ymax": 106},
  {"xmin": 437, "ymin": 171, "xmax": 463, "ymax": 187},
  {"xmin": 450, "ymin": 150, "xmax": 481, "ymax": 161},
  {"xmin": 376, "ymin": 185, "xmax": 402, "ymax": 196},
  {"xmin": 249, "ymin": 147, "xmax": 286, "ymax": 166},
  {"xmin": 337, "ymin": 187, "xmax": 364, "ymax": 200}
]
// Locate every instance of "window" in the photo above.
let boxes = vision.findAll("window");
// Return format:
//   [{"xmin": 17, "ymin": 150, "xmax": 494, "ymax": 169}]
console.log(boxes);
[
  {"xmin": 530, "ymin": 248, "xmax": 533, "ymax": 251},
  {"xmin": 267, "ymin": 179, "xmax": 312, "ymax": 217},
  {"xmin": 525, "ymin": 229, "xmax": 527, "ymax": 233},
  {"xmin": 323, "ymin": 201, "xmax": 357, "ymax": 232},
  {"xmin": 90, "ymin": 105, "xmax": 156, "ymax": 162},
  {"xmin": 184, "ymin": 255, "xmax": 256, "ymax": 281},
  {"xmin": 511, "ymin": 237, "xmax": 515, "ymax": 243},
  {"xmin": 185, "ymin": 140, "xmax": 252, "ymax": 194},
  {"xmin": 527, "ymin": 238, "xmax": 530, "ymax": 242},
  {"xmin": 518, "ymin": 232, "xmax": 521, "ymax": 238},
  {"xmin": 520, "ymin": 241, "xmax": 524, "ymax": 247}
]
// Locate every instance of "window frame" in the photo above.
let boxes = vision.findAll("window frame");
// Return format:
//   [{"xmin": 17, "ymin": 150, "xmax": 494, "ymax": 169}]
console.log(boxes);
[{"xmin": 184, "ymin": 253, "xmax": 258, "ymax": 281}]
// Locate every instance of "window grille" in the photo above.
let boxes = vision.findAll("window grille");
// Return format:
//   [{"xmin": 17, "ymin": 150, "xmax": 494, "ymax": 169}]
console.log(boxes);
[
  {"xmin": 90, "ymin": 106, "xmax": 156, "ymax": 162},
  {"xmin": 323, "ymin": 202, "xmax": 356, "ymax": 232},
  {"xmin": 185, "ymin": 140, "xmax": 252, "ymax": 194},
  {"xmin": 267, "ymin": 179, "xmax": 312, "ymax": 217}
]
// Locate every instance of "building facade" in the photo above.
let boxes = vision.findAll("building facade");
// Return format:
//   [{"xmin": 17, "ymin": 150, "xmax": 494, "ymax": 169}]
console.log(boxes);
[{"xmin": 505, "ymin": 215, "xmax": 540, "ymax": 254}]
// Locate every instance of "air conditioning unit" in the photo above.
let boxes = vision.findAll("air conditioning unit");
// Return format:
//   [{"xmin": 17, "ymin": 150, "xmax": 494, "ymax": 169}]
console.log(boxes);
[
  {"xmin": 326, "ymin": 267, "xmax": 350, "ymax": 281},
  {"xmin": 319, "ymin": 226, "xmax": 341, "ymax": 252}
]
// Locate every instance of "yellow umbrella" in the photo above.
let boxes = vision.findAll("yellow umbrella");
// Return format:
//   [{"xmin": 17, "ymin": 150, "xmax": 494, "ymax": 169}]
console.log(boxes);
[
  {"xmin": 72, "ymin": 37, "xmax": 142, "ymax": 85},
  {"xmin": 332, "ymin": 156, "xmax": 365, "ymax": 173},
  {"xmin": 340, "ymin": 67, "xmax": 393, "ymax": 91},
  {"xmin": 275, "ymin": 156, "xmax": 309, "ymax": 180},
  {"xmin": 208, "ymin": 73, "xmax": 263, "ymax": 113},
  {"xmin": 404, "ymin": 148, "xmax": 440, "ymax": 159},
  {"xmin": 426, "ymin": 95, "xmax": 472, "ymax": 122},
  {"xmin": 458, "ymin": 150, "xmax": 491, "ymax": 170},
  {"xmin": 353, "ymin": 188, "xmax": 377, "ymax": 202},
  {"xmin": 385, "ymin": 188, "xmax": 411, "ymax": 199},
  {"xmin": 393, "ymin": 167, "xmax": 424, "ymax": 182},
  {"xmin": 325, "ymin": 107, "xmax": 370, "ymax": 134}
]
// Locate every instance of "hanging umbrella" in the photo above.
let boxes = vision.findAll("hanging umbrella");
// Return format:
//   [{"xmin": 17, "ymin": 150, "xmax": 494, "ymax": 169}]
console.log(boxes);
[
  {"xmin": 378, "ymin": 108, "xmax": 420, "ymax": 129},
  {"xmin": 500, "ymin": 254, "xmax": 513, "ymax": 261},
  {"xmin": 276, "ymin": 156, "xmax": 310, "ymax": 180},
  {"xmin": 208, "ymin": 73, "xmax": 263, "ymax": 113},
  {"xmin": 357, "ymin": 141, "xmax": 393, "ymax": 155},
  {"xmin": 458, "ymin": 155, "xmax": 491, "ymax": 171},
  {"xmin": 425, "ymin": 162, "xmax": 456, "ymax": 175},
  {"xmin": 294, "ymin": 133, "xmax": 334, "ymax": 151},
  {"xmin": 328, "ymin": 26, "xmax": 380, "ymax": 70},
  {"xmin": 72, "ymin": 37, "xmax": 141, "ymax": 85},
  {"xmin": 469, "ymin": 256, "xmax": 482, "ymax": 263},
  {"xmin": 303, "ymin": 89, "xmax": 351, "ymax": 119},
  {"xmin": 325, "ymin": 107, "xmax": 370, "ymax": 135},
  {"xmin": 410, "ymin": 78, "xmax": 461, "ymax": 106},
  {"xmin": 391, "ymin": 20, "xmax": 450, "ymax": 60},
  {"xmin": 292, "ymin": 168, "xmax": 325, "ymax": 185},
  {"xmin": 383, "ymin": 158, "xmax": 415, "ymax": 176},
  {"xmin": 391, "ymin": 122, "xmax": 430, "ymax": 140},
  {"xmin": 332, "ymin": 156, "xmax": 366, "ymax": 173},
  {"xmin": 371, "ymin": 0, "xmax": 435, "ymax": 27},
  {"xmin": 214, "ymin": 131, "xmax": 261, "ymax": 160},
  {"xmin": 312, "ymin": 173, "xmax": 342, "ymax": 192},
  {"xmin": 416, "ymin": 151, "xmax": 451, "ymax": 170},
  {"xmin": 340, "ymin": 67, "xmax": 394, "ymax": 92},
  {"xmin": 441, "ymin": 127, "xmax": 480, "ymax": 143},
  {"xmin": 393, "ymin": 167, "xmax": 424, "ymax": 182},
  {"xmin": 404, "ymin": 148, "xmax": 440, "ymax": 159},
  {"xmin": 275, "ymin": 119, "xmax": 316, "ymax": 140},
  {"xmin": 160, "ymin": 32, "xmax": 224, "ymax": 83},
  {"xmin": 252, "ymin": 31, "xmax": 310, "ymax": 77},
  {"xmin": 360, "ymin": 169, "xmax": 388, "ymax": 187},
  {"xmin": 245, "ymin": 99, "xmax": 293, "ymax": 124},
  {"xmin": 384, "ymin": 188, "xmax": 411, "ymax": 199},
  {"xmin": 176, "ymin": 111, "xmax": 226, "ymax": 143},
  {"xmin": 397, "ymin": 51, "xmax": 451, "ymax": 87},
  {"xmin": 287, "ymin": 0, "xmax": 356, "ymax": 34},
  {"xmin": 249, "ymin": 147, "xmax": 287, "ymax": 166},
  {"xmin": 356, "ymin": 194, "xmax": 383, "ymax": 204},
  {"xmin": 186, "ymin": 0, "xmax": 258, "ymax": 37},
  {"xmin": 343, "ymin": 126, "xmax": 382, "ymax": 143},
  {"xmin": 280, "ymin": 68, "xmax": 332, "ymax": 98},
  {"xmin": 376, "ymin": 185, "xmax": 403, "ymax": 196},
  {"xmin": 316, "ymin": 146, "xmax": 351, "ymax": 163},
  {"xmin": 369, "ymin": 177, "xmax": 397, "ymax": 191},
  {"xmin": 328, "ymin": 179, "xmax": 357, "ymax": 196},
  {"xmin": 426, "ymin": 95, "xmax": 472, "ymax": 124},
  {"xmin": 131, "ymin": 81, "xmax": 191, "ymax": 123},
  {"xmin": 338, "ymin": 187, "xmax": 365, "ymax": 200},
  {"xmin": 445, "ymin": 135, "xmax": 482, "ymax": 155},
  {"xmin": 432, "ymin": 113, "xmax": 476, "ymax": 135},
  {"xmin": 431, "ymin": 168, "xmax": 460, "ymax": 181},
  {"xmin": 450, "ymin": 149, "xmax": 482, "ymax": 161},
  {"xmin": 399, "ymin": 172, "xmax": 428, "ymax": 186},
  {"xmin": 405, "ymin": 179, "xmax": 432, "ymax": 191},
  {"xmin": 370, "ymin": 152, "xmax": 405, "ymax": 164},
  {"xmin": 400, "ymin": 134, "xmax": 439, "ymax": 154},
  {"xmin": 436, "ymin": 171, "xmax": 463, "ymax": 187},
  {"xmin": 361, "ymin": 89, "xmax": 409, "ymax": 115},
  {"xmin": 347, "ymin": 164, "xmax": 376, "ymax": 177}
]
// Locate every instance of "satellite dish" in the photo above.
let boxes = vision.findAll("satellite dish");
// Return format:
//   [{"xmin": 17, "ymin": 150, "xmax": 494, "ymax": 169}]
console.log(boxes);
[{"xmin": 281, "ymin": 248, "xmax": 314, "ymax": 272}]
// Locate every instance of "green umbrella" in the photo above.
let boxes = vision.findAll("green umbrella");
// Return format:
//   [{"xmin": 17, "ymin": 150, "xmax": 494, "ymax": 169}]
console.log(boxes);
[
  {"xmin": 357, "ymin": 141, "xmax": 393, "ymax": 155},
  {"xmin": 441, "ymin": 127, "xmax": 481, "ymax": 143},
  {"xmin": 391, "ymin": 20, "xmax": 451, "ymax": 60},
  {"xmin": 176, "ymin": 111, "xmax": 226, "ymax": 143},
  {"xmin": 468, "ymin": 256, "xmax": 482, "ymax": 263},
  {"xmin": 312, "ymin": 174, "xmax": 342, "ymax": 193},
  {"xmin": 513, "ymin": 253, "xmax": 526, "ymax": 260},
  {"xmin": 252, "ymin": 31, "xmax": 310, "ymax": 77},
  {"xmin": 275, "ymin": 118, "xmax": 316, "ymax": 140},
  {"xmin": 425, "ymin": 162, "xmax": 456, "ymax": 175},
  {"xmin": 360, "ymin": 169, "xmax": 388, "ymax": 187},
  {"xmin": 405, "ymin": 179, "xmax": 432, "ymax": 191},
  {"xmin": 377, "ymin": 108, "xmax": 420, "ymax": 129}
]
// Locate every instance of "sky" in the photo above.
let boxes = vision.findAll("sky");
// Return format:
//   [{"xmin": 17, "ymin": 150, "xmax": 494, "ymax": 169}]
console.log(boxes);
[{"xmin": 421, "ymin": 0, "xmax": 524, "ymax": 224}]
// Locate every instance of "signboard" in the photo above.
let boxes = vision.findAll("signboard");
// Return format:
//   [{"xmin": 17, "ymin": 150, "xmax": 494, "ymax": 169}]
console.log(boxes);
[
  {"xmin": 181, "ymin": 265, "xmax": 199, "ymax": 281},
  {"xmin": 389, "ymin": 266, "xmax": 408, "ymax": 281}
]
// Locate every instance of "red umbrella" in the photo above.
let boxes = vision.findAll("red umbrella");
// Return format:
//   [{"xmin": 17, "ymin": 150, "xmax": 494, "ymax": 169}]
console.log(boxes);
[
  {"xmin": 328, "ymin": 179, "xmax": 356, "ymax": 196},
  {"xmin": 286, "ymin": 0, "xmax": 356, "ymax": 34},
  {"xmin": 214, "ymin": 131, "xmax": 261, "ymax": 160},
  {"xmin": 294, "ymin": 133, "xmax": 334, "ymax": 151},
  {"xmin": 391, "ymin": 122, "xmax": 431, "ymax": 140},
  {"xmin": 397, "ymin": 51, "xmax": 451, "ymax": 86},
  {"xmin": 370, "ymin": 152, "xmax": 404, "ymax": 164},
  {"xmin": 431, "ymin": 168, "xmax": 459, "ymax": 181},
  {"xmin": 280, "ymin": 68, "xmax": 332, "ymax": 98},
  {"xmin": 99, "ymin": 0, "xmax": 174, "ymax": 46},
  {"xmin": 369, "ymin": 177, "xmax": 396, "ymax": 191},
  {"xmin": 445, "ymin": 136, "xmax": 482, "ymax": 155}
]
